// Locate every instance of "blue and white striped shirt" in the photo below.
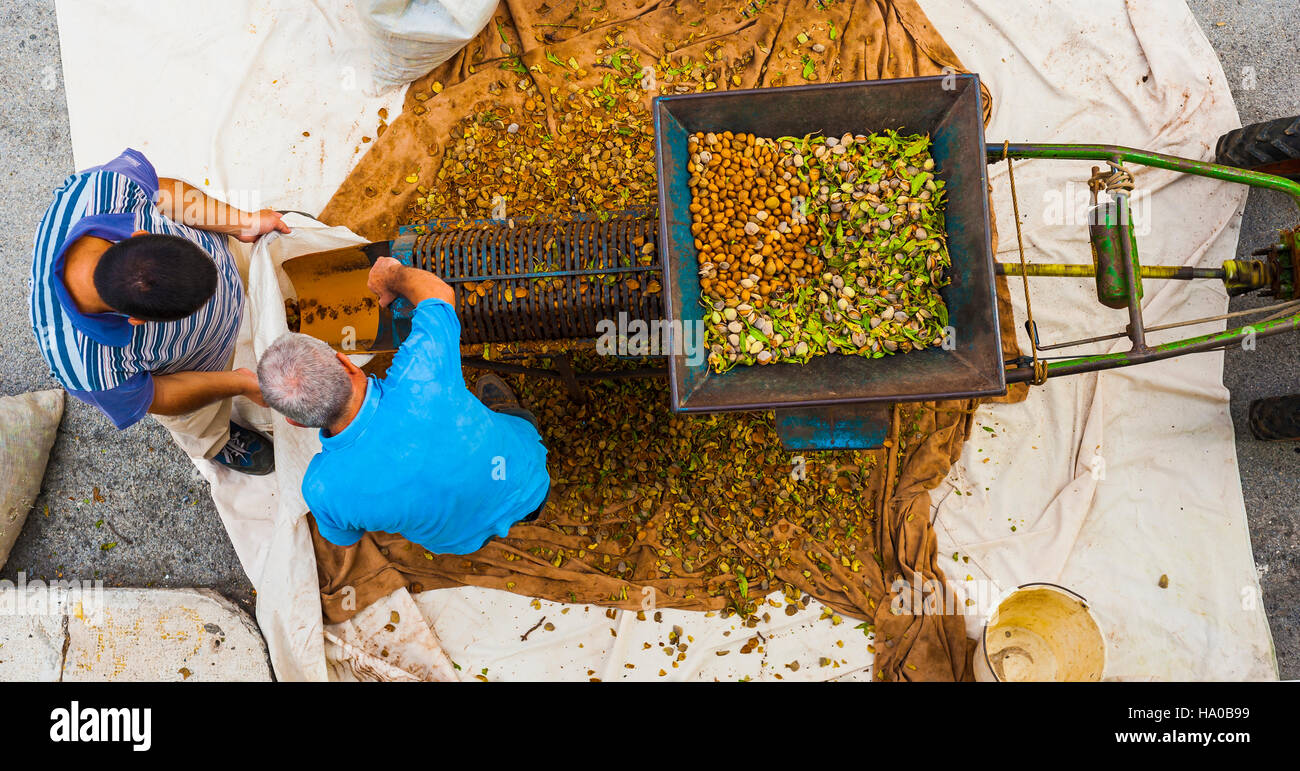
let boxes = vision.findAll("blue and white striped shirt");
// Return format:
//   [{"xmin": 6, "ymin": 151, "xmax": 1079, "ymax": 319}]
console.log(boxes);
[{"xmin": 29, "ymin": 149, "xmax": 244, "ymax": 429}]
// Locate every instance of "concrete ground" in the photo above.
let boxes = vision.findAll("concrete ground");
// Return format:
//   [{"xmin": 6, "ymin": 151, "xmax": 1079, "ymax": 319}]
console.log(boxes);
[
  {"xmin": 1185, "ymin": 0, "xmax": 1300, "ymax": 679},
  {"xmin": 0, "ymin": 1, "xmax": 1295, "ymax": 677},
  {"xmin": 0, "ymin": 1, "xmax": 254, "ymax": 608},
  {"xmin": 0, "ymin": 588, "xmax": 270, "ymax": 681}
]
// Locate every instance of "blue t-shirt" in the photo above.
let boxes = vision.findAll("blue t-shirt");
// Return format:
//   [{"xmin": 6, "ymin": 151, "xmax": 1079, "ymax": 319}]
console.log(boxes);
[{"xmin": 302, "ymin": 298, "xmax": 550, "ymax": 555}]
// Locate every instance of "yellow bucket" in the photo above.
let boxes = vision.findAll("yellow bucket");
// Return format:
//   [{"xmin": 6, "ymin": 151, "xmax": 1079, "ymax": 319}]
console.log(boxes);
[{"xmin": 975, "ymin": 583, "xmax": 1105, "ymax": 682}]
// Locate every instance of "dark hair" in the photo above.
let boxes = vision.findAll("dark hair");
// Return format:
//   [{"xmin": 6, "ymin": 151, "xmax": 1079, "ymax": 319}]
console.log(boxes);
[{"xmin": 93, "ymin": 234, "xmax": 219, "ymax": 322}]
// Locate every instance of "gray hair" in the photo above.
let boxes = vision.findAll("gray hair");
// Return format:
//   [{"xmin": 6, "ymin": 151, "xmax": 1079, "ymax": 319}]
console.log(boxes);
[{"xmin": 257, "ymin": 332, "xmax": 353, "ymax": 428}]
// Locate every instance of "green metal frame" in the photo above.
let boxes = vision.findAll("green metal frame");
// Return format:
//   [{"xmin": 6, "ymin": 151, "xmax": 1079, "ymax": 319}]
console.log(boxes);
[{"xmin": 986, "ymin": 143, "xmax": 1300, "ymax": 383}]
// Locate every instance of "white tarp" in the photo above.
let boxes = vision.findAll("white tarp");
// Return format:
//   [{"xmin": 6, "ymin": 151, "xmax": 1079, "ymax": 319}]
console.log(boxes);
[
  {"xmin": 923, "ymin": 0, "xmax": 1276, "ymax": 680},
  {"xmin": 53, "ymin": 0, "xmax": 1275, "ymax": 680}
]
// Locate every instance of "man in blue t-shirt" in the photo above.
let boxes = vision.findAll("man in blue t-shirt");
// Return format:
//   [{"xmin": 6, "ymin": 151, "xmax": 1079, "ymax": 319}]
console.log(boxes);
[{"xmin": 256, "ymin": 257, "xmax": 550, "ymax": 555}]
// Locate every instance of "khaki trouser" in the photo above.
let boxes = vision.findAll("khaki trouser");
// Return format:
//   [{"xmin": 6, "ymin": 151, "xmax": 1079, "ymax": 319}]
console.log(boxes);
[
  {"xmin": 152, "ymin": 236, "xmax": 251, "ymax": 461},
  {"xmin": 153, "ymin": 395, "xmax": 233, "ymax": 460}
]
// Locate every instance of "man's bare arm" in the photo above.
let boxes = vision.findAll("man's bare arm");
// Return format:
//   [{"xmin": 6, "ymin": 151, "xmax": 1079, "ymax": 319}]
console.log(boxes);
[
  {"xmin": 149, "ymin": 368, "xmax": 265, "ymax": 416},
  {"xmin": 155, "ymin": 178, "xmax": 291, "ymax": 242},
  {"xmin": 367, "ymin": 256, "xmax": 455, "ymax": 307}
]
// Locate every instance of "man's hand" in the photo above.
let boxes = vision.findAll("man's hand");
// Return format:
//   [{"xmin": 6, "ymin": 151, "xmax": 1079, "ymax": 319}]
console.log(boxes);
[
  {"xmin": 367, "ymin": 256, "xmax": 404, "ymax": 308},
  {"xmin": 234, "ymin": 209, "xmax": 292, "ymax": 243},
  {"xmin": 366, "ymin": 256, "xmax": 455, "ymax": 308},
  {"xmin": 232, "ymin": 367, "xmax": 267, "ymax": 407},
  {"xmin": 156, "ymin": 178, "xmax": 292, "ymax": 241}
]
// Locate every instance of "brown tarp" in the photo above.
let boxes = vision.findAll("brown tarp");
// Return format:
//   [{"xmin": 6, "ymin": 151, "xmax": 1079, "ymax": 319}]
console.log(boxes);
[
  {"xmin": 321, "ymin": 0, "xmax": 992, "ymax": 240},
  {"xmin": 313, "ymin": 0, "xmax": 1024, "ymax": 681}
]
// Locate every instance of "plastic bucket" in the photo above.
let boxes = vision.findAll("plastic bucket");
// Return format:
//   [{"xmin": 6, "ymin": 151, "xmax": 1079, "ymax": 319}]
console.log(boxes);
[{"xmin": 974, "ymin": 583, "xmax": 1105, "ymax": 682}]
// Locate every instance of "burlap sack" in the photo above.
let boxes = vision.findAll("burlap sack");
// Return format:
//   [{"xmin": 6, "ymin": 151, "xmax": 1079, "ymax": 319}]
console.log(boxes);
[{"xmin": 0, "ymin": 390, "xmax": 64, "ymax": 570}]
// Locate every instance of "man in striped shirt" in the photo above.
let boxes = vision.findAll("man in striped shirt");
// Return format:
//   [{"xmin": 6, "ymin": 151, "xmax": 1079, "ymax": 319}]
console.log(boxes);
[{"xmin": 30, "ymin": 148, "xmax": 288, "ymax": 474}]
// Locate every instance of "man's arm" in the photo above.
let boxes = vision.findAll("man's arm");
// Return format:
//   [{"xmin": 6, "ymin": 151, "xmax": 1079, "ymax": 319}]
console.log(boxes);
[
  {"xmin": 367, "ymin": 256, "xmax": 454, "ymax": 307},
  {"xmin": 367, "ymin": 257, "xmax": 460, "ymax": 383},
  {"xmin": 154, "ymin": 178, "xmax": 291, "ymax": 243},
  {"xmin": 149, "ymin": 368, "xmax": 265, "ymax": 416}
]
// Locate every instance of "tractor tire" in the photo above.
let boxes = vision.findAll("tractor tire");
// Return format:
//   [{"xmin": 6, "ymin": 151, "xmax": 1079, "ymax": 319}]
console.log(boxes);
[{"xmin": 1214, "ymin": 115, "xmax": 1300, "ymax": 180}]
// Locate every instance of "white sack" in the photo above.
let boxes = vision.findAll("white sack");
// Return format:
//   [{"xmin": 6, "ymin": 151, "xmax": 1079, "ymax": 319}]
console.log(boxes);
[{"xmin": 360, "ymin": 0, "xmax": 496, "ymax": 94}]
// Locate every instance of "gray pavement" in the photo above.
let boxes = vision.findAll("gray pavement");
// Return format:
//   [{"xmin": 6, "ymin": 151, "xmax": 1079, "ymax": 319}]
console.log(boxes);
[
  {"xmin": 1186, "ymin": 0, "xmax": 1300, "ymax": 679},
  {"xmin": 0, "ymin": 0, "xmax": 1294, "ymax": 677},
  {"xmin": 0, "ymin": 1, "xmax": 254, "ymax": 607}
]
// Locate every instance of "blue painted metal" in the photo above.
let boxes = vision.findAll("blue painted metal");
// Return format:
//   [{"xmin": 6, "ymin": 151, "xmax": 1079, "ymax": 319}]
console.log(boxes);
[
  {"xmin": 652, "ymin": 107, "xmax": 709, "ymax": 402},
  {"xmin": 388, "ymin": 234, "xmax": 418, "ymax": 322},
  {"xmin": 774, "ymin": 403, "xmax": 892, "ymax": 451}
]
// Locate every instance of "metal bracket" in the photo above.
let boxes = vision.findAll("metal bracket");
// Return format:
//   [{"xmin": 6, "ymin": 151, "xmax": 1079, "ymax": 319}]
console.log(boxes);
[{"xmin": 773, "ymin": 403, "xmax": 893, "ymax": 451}]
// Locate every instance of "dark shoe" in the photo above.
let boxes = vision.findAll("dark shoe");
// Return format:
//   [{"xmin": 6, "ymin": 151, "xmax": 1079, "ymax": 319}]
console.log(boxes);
[
  {"xmin": 1248, "ymin": 394, "xmax": 1300, "ymax": 441},
  {"xmin": 213, "ymin": 422, "xmax": 275, "ymax": 475},
  {"xmin": 475, "ymin": 373, "xmax": 520, "ymax": 411}
]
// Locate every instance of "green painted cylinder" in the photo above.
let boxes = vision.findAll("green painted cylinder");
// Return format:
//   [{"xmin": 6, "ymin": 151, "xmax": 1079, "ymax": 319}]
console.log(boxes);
[{"xmin": 1088, "ymin": 200, "xmax": 1142, "ymax": 309}]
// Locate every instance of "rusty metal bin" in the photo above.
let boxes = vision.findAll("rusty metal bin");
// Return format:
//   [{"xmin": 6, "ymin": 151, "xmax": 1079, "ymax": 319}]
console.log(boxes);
[{"xmin": 653, "ymin": 75, "xmax": 1005, "ymax": 412}]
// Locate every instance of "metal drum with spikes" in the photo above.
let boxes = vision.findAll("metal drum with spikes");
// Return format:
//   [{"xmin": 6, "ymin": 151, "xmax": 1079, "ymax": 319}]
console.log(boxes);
[{"xmin": 393, "ymin": 217, "xmax": 664, "ymax": 344}]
